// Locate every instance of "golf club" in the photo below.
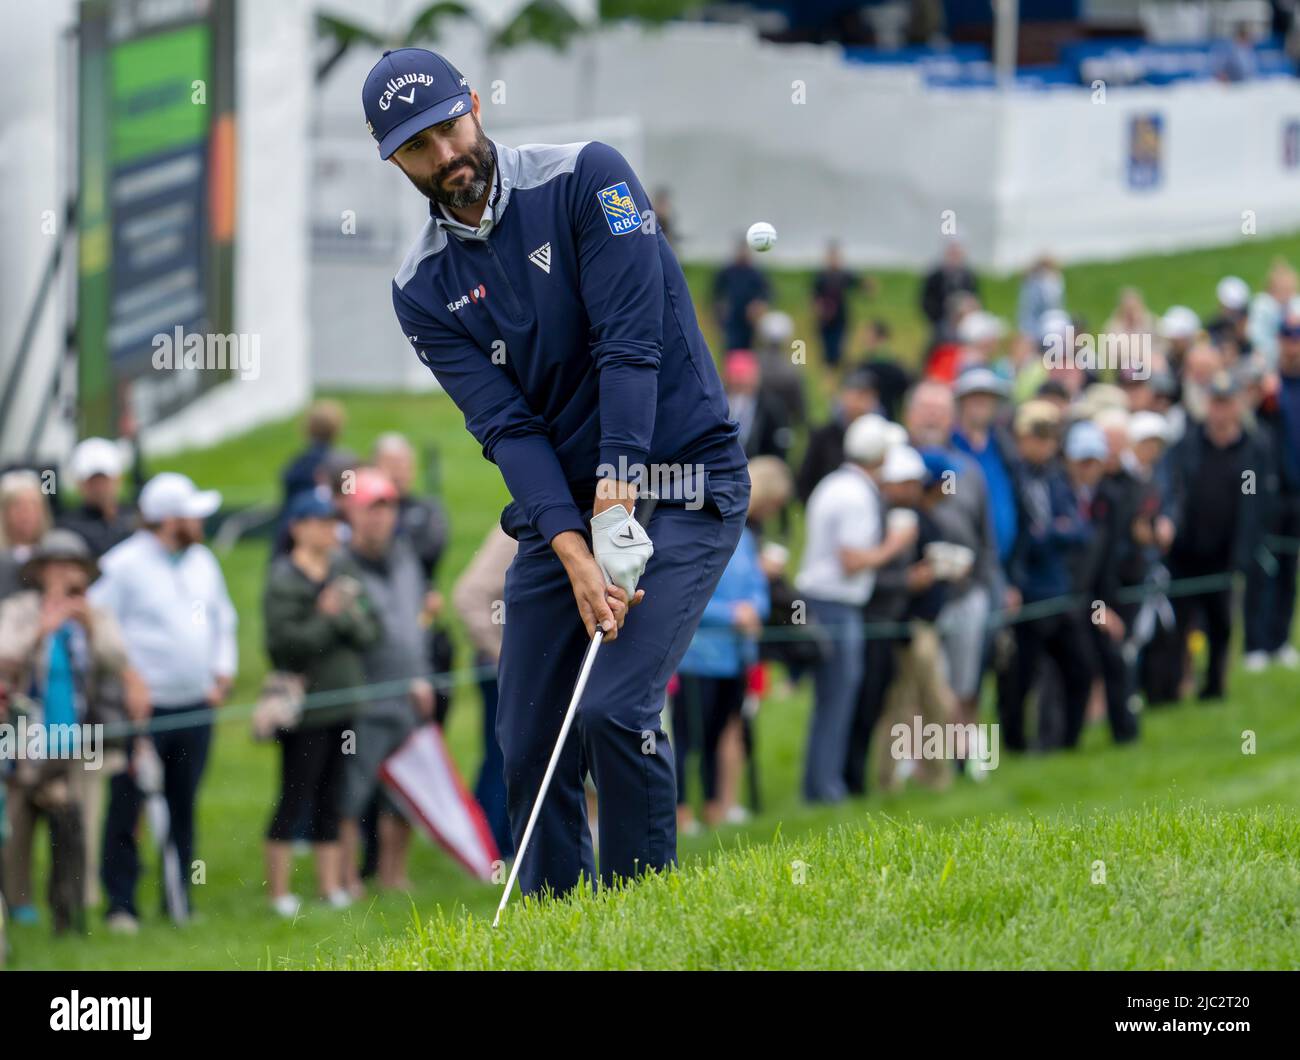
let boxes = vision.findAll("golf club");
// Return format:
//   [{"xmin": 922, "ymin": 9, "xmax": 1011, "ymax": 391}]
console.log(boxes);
[{"xmin": 492, "ymin": 493, "xmax": 658, "ymax": 928}]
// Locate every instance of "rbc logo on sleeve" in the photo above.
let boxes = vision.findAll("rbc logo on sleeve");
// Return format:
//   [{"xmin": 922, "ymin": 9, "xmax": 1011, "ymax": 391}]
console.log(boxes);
[{"xmin": 597, "ymin": 182, "xmax": 641, "ymax": 236}]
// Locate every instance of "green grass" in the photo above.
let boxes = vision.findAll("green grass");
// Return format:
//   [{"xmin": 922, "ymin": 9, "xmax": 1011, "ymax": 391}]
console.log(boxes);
[
  {"xmin": 11, "ymin": 639, "xmax": 1299, "ymax": 969},
  {"xmin": 8, "ymin": 233, "xmax": 1300, "ymax": 969},
  {"xmin": 332, "ymin": 805, "xmax": 1300, "ymax": 970},
  {"xmin": 328, "ymin": 656, "xmax": 1300, "ymax": 969}
]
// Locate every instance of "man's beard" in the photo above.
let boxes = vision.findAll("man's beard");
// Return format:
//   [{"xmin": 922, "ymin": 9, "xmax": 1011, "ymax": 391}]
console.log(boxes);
[
  {"xmin": 412, "ymin": 118, "xmax": 494, "ymax": 210},
  {"xmin": 175, "ymin": 522, "xmax": 203, "ymax": 549}
]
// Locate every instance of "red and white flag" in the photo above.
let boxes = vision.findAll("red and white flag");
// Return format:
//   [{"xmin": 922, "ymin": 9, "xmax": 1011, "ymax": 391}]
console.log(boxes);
[{"xmin": 380, "ymin": 724, "xmax": 500, "ymax": 882}]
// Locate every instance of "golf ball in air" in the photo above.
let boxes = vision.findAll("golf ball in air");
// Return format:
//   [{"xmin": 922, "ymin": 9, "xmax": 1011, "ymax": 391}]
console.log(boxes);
[{"xmin": 746, "ymin": 221, "xmax": 777, "ymax": 252}]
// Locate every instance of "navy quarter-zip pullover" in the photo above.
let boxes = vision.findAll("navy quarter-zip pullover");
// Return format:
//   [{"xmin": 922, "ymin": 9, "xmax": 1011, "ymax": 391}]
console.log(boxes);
[{"xmin": 392, "ymin": 140, "xmax": 746, "ymax": 543}]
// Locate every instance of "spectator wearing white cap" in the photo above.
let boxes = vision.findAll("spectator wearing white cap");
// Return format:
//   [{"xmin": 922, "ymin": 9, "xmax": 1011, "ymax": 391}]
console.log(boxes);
[
  {"xmin": 54, "ymin": 435, "xmax": 147, "ymax": 910},
  {"xmin": 1001, "ymin": 400, "xmax": 1095, "ymax": 751},
  {"xmin": 1123, "ymin": 411, "xmax": 1185, "ymax": 703},
  {"xmin": 794, "ymin": 414, "xmax": 916, "ymax": 803},
  {"xmin": 956, "ymin": 311, "xmax": 1006, "ymax": 372},
  {"xmin": 1076, "ymin": 419, "xmax": 1146, "ymax": 744},
  {"xmin": 872, "ymin": 445, "xmax": 959, "ymax": 792},
  {"xmin": 1207, "ymin": 276, "xmax": 1253, "ymax": 360},
  {"xmin": 1126, "ymin": 412, "xmax": 1178, "ymax": 556},
  {"xmin": 1026, "ymin": 419, "xmax": 1111, "ymax": 751},
  {"xmin": 1062, "ymin": 419, "xmax": 1111, "ymax": 545},
  {"xmin": 1063, "ymin": 420, "xmax": 1108, "ymax": 499},
  {"xmin": 753, "ymin": 308, "xmax": 806, "ymax": 430},
  {"xmin": 1247, "ymin": 259, "xmax": 1298, "ymax": 370},
  {"xmin": 830, "ymin": 417, "xmax": 910, "ymax": 797},
  {"xmin": 1157, "ymin": 305, "xmax": 1201, "ymax": 373},
  {"xmin": 90, "ymin": 472, "xmax": 237, "ymax": 932},
  {"xmin": 57, "ymin": 437, "xmax": 142, "ymax": 559}
]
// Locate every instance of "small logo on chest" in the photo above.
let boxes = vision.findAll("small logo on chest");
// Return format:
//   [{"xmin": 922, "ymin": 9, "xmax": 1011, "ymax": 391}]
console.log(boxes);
[
  {"xmin": 447, "ymin": 284, "xmax": 487, "ymax": 313},
  {"xmin": 528, "ymin": 242, "xmax": 552, "ymax": 274}
]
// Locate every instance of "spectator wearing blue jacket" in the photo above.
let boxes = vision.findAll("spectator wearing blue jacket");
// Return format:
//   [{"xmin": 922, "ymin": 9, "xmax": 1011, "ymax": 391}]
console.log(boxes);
[
  {"xmin": 670, "ymin": 460, "xmax": 790, "ymax": 832},
  {"xmin": 713, "ymin": 241, "xmax": 772, "ymax": 352},
  {"xmin": 670, "ymin": 489, "xmax": 769, "ymax": 834},
  {"xmin": 951, "ymin": 369, "xmax": 1019, "ymax": 569},
  {"xmin": 998, "ymin": 400, "xmax": 1094, "ymax": 752},
  {"xmin": 1016, "ymin": 255, "xmax": 1065, "ymax": 339}
]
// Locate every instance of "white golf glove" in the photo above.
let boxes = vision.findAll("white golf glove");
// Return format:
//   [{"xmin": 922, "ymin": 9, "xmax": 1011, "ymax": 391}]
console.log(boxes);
[{"xmin": 590, "ymin": 503, "xmax": 654, "ymax": 598}]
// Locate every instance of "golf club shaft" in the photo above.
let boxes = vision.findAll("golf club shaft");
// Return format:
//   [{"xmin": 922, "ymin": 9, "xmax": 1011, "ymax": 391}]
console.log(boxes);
[
  {"xmin": 492, "ymin": 627, "xmax": 605, "ymax": 927},
  {"xmin": 492, "ymin": 493, "xmax": 657, "ymax": 927}
]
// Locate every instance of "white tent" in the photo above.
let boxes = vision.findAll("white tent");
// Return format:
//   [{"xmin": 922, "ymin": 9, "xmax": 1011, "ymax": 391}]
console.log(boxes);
[{"xmin": 317, "ymin": 0, "xmax": 597, "ymax": 37}]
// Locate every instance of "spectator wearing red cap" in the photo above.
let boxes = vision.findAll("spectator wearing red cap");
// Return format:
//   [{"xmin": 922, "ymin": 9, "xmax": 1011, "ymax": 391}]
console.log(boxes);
[
  {"xmin": 338, "ymin": 468, "xmax": 433, "ymax": 896},
  {"xmin": 723, "ymin": 350, "xmax": 793, "ymax": 465},
  {"xmin": 373, "ymin": 433, "xmax": 454, "ymax": 724}
]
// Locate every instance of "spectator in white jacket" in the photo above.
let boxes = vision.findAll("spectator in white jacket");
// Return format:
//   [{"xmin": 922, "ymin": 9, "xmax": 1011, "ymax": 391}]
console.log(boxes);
[
  {"xmin": 89, "ymin": 473, "xmax": 237, "ymax": 933},
  {"xmin": 794, "ymin": 415, "xmax": 917, "ymax": 804},
  {"xmin": 1247, "ymin": 259, "xmax": 1298, "ymax": 369}
]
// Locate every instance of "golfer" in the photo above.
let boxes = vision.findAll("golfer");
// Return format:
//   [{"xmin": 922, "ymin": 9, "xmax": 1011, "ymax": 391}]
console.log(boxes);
[{"xmin": 363, "ymin": 48, "xmax": 750, "ymax": 898}]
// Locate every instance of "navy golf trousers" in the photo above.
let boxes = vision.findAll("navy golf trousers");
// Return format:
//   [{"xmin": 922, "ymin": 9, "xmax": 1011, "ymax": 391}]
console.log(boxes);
[{"xmin": 496, "ymin": 466, "xmax": 751, "ymax": 899}]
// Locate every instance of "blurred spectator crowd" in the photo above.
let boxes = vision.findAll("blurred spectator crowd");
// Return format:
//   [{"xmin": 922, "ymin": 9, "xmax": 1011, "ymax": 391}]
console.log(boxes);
[{"xmin": 2, "ymin": 237, "xmax": 1298, "ymax": 952}]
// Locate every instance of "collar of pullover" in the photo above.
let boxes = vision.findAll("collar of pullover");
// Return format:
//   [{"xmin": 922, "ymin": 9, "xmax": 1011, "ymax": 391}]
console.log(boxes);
[{"xmin": 431, "ymin": 140, "xmax": 514, "ymax": 242}]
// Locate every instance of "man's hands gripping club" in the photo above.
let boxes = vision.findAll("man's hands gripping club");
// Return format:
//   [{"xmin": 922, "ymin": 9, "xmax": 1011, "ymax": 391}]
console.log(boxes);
[{"xmin": 551, "ymin": 480, "xmax": 653, "ymax": 640}]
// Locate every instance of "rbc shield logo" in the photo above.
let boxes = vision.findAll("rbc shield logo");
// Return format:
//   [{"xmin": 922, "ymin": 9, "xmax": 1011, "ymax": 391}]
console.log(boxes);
[{"xmin": 597, "ymin": 182, "xmax": 640, "ymax": 236}]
